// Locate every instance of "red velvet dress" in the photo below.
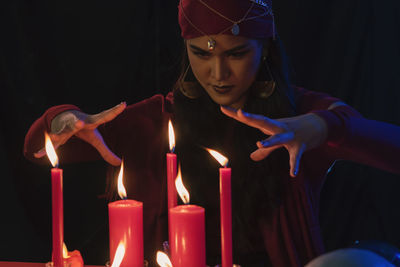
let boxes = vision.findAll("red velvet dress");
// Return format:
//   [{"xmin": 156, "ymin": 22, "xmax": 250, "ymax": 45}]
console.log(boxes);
[{"xmin": 24, "ymin": 88, "xmax": 400, "ymax": 266}]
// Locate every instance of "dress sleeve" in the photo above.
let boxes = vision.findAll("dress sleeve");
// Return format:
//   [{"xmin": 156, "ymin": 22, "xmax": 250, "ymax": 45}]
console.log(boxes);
[
  {"xmin": 294, "ymin": 86, "xmax": 400, "ymax": 174},
  {"xmin": 23, "ymin": 104, "xmax": 91, "ymax": 164},
  {"xmin": 313, "ymin": 106, "xmax": 400, "ymax": 174},
  {"xmin": 23, "ymin": 94, "xmax": 171, "ymax": 165},
  {"xmin": 294, "ymin": 86, "xmax": 343, "ymax": 111}
]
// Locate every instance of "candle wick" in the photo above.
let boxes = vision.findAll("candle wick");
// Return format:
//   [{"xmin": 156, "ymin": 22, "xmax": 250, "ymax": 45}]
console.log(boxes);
[
  {"xmin": 122, "ymin": 197, "xmax": 128, "ymax": 200},
  {"xmin": 162, "ymin": 241, "xmax": 170, "ymax": 254}
]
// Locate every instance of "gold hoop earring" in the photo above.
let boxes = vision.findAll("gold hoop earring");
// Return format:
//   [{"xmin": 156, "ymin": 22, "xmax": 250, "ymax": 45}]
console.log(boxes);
[
  {"xmin": 251, "ymin": 80, "xmax": 275, "ymax": 99},
  {"xmin": 251, "ymin": 53, "xmax": 276, "ymax": 99},
  {"xmin": 179, "ymin": 65, "xmax": 203, "ymax": 99}
]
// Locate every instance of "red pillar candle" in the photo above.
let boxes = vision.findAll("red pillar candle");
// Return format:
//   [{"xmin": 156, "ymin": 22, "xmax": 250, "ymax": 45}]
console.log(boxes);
[
  {"xmin": 207, "ymin": 149, "xmax": 232, "ymax": 267},
  {"xmin": 109, "ymin": 200, "xmax": 143, "ymax": 267},
  {"xmin": 170, "ymin": 205, "xmax": 205, "ymax": 267},
  {"xmin": 170, "ymin": 167, "xmax": 206, "ymax": 267},
  {"xmin": 108, "ymin": 161, "xmax": 144, "ymax": 267},
  {"xmin": 45, "ymin": 133, "xmax": 64, "ymax": 267}
]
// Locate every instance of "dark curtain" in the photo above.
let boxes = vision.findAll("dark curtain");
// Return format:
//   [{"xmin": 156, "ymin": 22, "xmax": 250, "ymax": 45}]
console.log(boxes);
[{"xmin": 1, "ymin": 0, "xmax": 399, "ymax": 265}]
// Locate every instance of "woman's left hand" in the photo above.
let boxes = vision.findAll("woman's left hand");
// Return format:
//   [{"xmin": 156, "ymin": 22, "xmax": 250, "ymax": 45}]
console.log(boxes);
[{"xmin": 221, "ymin": 106, "xmax": 328, "ymax": 177}]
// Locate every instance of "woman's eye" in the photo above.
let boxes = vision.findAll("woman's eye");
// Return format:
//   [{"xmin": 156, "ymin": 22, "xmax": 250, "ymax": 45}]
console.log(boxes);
[
  {"xmin": 228, "ymin": 51, "xmax": 248, "ymax": 58},
  {"xmin": 193, "ymin": 51, "xmax": 210, "ymax": 57}
]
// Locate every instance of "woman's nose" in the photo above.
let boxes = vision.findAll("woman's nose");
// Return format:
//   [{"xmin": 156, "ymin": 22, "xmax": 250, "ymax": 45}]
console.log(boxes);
[{"xmin": 211, "ymin": 57, "xmax": 230, "ymax": 81}]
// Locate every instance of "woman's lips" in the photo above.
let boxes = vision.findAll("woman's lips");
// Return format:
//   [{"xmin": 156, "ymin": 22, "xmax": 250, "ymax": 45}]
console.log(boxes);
[{"xmin": 212, "ymin": 85, "xmax": 234, "ymax": 94}]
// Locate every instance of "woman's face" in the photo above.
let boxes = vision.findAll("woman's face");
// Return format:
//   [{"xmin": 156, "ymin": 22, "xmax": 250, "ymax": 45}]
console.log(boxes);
[{"xmin": 186, "ymin": 34, "xmax": 263, "ymax": 109}]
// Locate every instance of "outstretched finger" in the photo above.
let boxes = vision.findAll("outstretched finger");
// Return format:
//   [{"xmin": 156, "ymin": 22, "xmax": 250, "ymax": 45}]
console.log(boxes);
[
  {"xmin": 289, "ymin": 144, "xmax": 306, "ymax": 178},
  {"xmin": 220, "ymin": 105, "xmax": 241, "ymax": 119},
  {"xmin": 237, "ymin": 109, "xmax": 284, "ymax": 133},
  {"xmin": 77, "ymin": 129, "xmax": 122, "ymax": 166},
  {"xmin": 90, "ymin": 102, "xmax": 127, "ymax": 126},
  {"xmin": 221, "ymin": 106, "xmax": 267, "ymax": 128},
  {"xmin": 250, "ymin": 146, "xmax": 280, "ymax": 161},
  {"xmin": 221, "ymin": 106, "xmax": 282, "ymax": 134},
  {"xmin": 34, "ymin": 149, "xmax": 47, "ymax": 158},
  {"xmin": 257, "ymin": 132, "xmax": 294, "ymax": 149},
  {"xmin": 33, "ymin": 134, "xmax": 63, "ymax": 158}
]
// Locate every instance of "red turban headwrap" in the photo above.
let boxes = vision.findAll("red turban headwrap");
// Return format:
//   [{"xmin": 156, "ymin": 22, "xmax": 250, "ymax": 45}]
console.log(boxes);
[{"xmin": 178, "ymin": 0, "xmax": 275, "ymax": 40}]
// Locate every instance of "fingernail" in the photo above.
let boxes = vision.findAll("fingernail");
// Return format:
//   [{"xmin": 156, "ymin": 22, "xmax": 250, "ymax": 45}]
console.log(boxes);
[
  {"xmin": 221, "ymin": 105, "xmax": 236, "ymax": 111},
  {"xmin": 261, "ymin": 140, "xmax": 269, "ymax": 147},
  {"xmin": 240, "ymin": 110, "xmax": 250, "ymax": 116}
]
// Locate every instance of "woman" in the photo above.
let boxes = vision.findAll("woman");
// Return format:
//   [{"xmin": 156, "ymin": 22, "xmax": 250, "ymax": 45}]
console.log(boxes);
[{"xmin": 24, "ymin": 0, "xmax": 400, "ymax": 266}]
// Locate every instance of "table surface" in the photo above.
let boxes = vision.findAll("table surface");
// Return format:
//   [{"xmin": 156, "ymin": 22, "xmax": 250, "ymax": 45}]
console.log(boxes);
[{"xmin": 0, "ymin": 262, "xmax": 103, "ymax": 267}]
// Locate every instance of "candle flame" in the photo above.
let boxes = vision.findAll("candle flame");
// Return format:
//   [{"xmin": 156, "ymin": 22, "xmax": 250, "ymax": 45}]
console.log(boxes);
[
  {"xmin": 63, "ymin": 243, "xmax": 69, "ymax": 259},
  {"xmin": 206, "ymin": 148, "xmax": 229, "ymax": 167},
  {"xmin": 45, "ymin": 132, "xmax": 59, "ymax": 167},
  {"xmin": 175, "ymin": 166, "xmax": 189, "ymax": 204},
  {"xmin": 156, "ymin": 251, "xmax": 172, "ymax": 267},
  {"xmin": 111, "ymin": 242, "xmax": 125, "ymax": 267},
  {"xmin": 117, "ymin": 161, "xmax": 127, "ymax": 199},
  {"xmin": 168, "ymin": 120, "xmax": 175, "ymax": 153}
]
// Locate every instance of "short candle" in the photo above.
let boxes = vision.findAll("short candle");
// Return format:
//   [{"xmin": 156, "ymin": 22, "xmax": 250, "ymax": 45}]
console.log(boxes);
[
  {"xmin": 108, "ymin": 161, "xmax": 143, "ymax": 267},
  {"xmin": 169, "ymin": 167, "xmax": 206, "ymax": 267}
]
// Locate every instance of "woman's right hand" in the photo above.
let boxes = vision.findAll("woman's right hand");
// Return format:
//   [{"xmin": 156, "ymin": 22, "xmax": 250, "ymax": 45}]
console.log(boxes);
[{"xmin": 34, "ymin": 102, "xmax": 127, "ymax": 166}]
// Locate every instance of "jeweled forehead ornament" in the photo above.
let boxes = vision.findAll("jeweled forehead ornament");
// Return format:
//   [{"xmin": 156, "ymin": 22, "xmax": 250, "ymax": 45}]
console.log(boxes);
[
  {"xmin": 179, "ymin": 0, "xmax": 273, "ymax": 51},
  {"xmin": 207, "ymin": 39, "xmax": 216, "ymax": 51}
]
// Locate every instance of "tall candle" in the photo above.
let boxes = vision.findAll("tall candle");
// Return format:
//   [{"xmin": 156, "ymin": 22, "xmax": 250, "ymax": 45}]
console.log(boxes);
[
  {"xmin": 207, "ymin": 149, "xmax": 232, "ymax": 267},
  {"xmin": 220, "ymin": 167, "xmax": 232, "ymax": 267},
  {"xmin": 167, "ymin": 120, "xmax": 178, "ymax": 210},
  {"xmin": 167, "ymin": 120, "xmax": 178, "ymax": 247},
  {"xmin": 51, "ymin": 168, "xmax": 64, "ymax": 267},
  {"xmin": 167, "ymin": 153, "xmax": 177, "ymax": 209},
  {"xmin": 45, "ymin": 133, "xmax": 64, "ymax": 267},
  {"xmin": 108, "ymin": 161, "xmax": 144, "ymax": 267},
  {"xmin": 169, "ymin": 167, "xmax": 206, "ymax": 267}
]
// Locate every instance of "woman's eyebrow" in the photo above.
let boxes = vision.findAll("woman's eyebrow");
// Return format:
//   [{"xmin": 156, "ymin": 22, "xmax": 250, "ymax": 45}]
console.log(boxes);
[
  {"xmin": 225, "ymin": 44, "xmax": 249, "ymax": 53},
  {"xmin": 188, "ymin": 43, "xmax": 250, "ymax": 53},
  {"xmin": 189, "ymin": 44, "xmax": 208, "ymax": 52}
]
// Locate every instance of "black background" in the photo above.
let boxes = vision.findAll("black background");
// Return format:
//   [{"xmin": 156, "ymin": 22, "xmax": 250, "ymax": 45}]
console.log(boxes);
[{"xmin": 1, "ymin": 0, "xmax": 400, "ymax": 265}]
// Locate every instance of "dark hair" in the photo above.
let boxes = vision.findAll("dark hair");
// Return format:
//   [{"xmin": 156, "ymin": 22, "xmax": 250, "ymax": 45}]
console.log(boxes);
[{"xmin": 171, "ymin": 36, "xmax": 297, "ymax": 264}]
